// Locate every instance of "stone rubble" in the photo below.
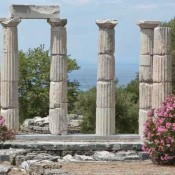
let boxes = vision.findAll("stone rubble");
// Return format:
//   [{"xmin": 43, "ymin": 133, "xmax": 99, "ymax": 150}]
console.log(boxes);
[
  {"xmin": 0, "ymin": 146, "xmax": 150, "ymax": 174},
  {"xmin": 20, "ymin": 114, "xmax": 83, "ymax": 134},
  {"xmin": 0, "ymin": 164, "xmax": 12, "ymax": 174}
]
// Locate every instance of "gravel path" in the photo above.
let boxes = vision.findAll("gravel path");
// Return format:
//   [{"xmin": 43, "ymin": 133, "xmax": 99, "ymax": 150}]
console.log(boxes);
[
  {"xmin": 60, "ymin": 160, "xmax": 175, "ymax": 175},
  {"xmin": 1, "ymin": 160, "xmax": 175, "ymax": 175}
]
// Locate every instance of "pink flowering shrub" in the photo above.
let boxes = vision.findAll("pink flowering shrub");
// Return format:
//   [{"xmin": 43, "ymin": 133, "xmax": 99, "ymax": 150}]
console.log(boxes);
[
  {"xmin": 143, "ymin": 95, "xmax": 175, "ymax": 164},
  {"xmin": 0, "ymin": 116, "xmax": 16, "ymax": 143}
]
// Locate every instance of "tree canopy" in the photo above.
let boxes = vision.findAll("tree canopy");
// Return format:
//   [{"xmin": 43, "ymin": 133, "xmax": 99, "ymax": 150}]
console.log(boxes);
[{"xmin": 19, "ymin": 45, "xmax": 80, "ymax": 122}]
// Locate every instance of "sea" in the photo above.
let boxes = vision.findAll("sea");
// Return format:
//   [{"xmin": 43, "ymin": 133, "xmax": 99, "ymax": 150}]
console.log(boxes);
[{"xmin": 68, "ymin": 63, "xmax": 139, "ymax": 91}]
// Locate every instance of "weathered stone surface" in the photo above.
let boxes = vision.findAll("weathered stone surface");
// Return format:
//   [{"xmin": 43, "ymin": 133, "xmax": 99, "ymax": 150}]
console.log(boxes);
[
  {"xmin": 96, "ymin": 81, "xmax": 115, "ymax": 108},
  {"xmin": 97, "ymin": 54, "xmax": 115, "ymax": 81},
  {"xmin": 140, "ymin": 29, "xmax": 154, "ymax": 55},
  {"xmin": 152, "ymin": 82, "xmax": 172, "ymax": 108},
  {"xmin": 139, "ymin": 109, "xmax": 149, "ymax": 136},
  {"xmin": 124, "ymin": 155, "xmax": 140, "ymax": 161},
  {"xmin": 0, "ymin": 17, "xmax": 20, "ymax": 131},
  {"xmin": 140, "ymin": 55, "xmax": 152, "ymax": 66},
  {"xmin": 49, "ymin": 82, "xmax": 67, "ymax": 108},
  {"xmin": 96, "ymin": 19, "xmax": 116, "ymax": 136},
  {"xmin": 29, "ymin": 161, "xmax": 62, "ymax": 175},
  {"xmin": 139, "ymin": 55, "xmax": 152, "ymax": 82},
  {"xmin": 0, "ymin": 165, "xmax": 12, "ymax": 174},
  {"xmin": 47, "ymin": 19, "xmax": 67, "ymax": 27},
  {"xmin": 138, "ymin": 151, "xmax": 150, "ymax": 160},
  {"xmin": 154, "ymin": 27, "xmax": 171, "ymax": 55},
  {"xmin": 96, "ymin": 19, "xmax": 117, "ymax": 29},
  {"xmin": 138, "ymin": 22, "xmax": 159, "ymax": 137},
  {"xmin": 0, "ymin": 155, "xmax": 10, "ymax": 162},
  {"xmin": 139, "ymin": 66, "xmax": 152, "ymax": 82},
  {"xmin": 63, "ymin": 154, "xmax": 76, "ymax": 162},
  {"xmin": 139, "ymin": 83, "xmax": 152, "ymax": 109},
  {"xmin": 74, "ymin": 154, "xmax": 94, "ymax": 161},
  {"xmin": 153, "ymin": 55, "xmax": 172, "ymax": 82},
  {"xmin": 49, "ymin": 106, "xmax": 68, "ymax": 135},
  {"xmin": 0, "ymin": 149, "xmax": 27, "ymax": 164},
  {"xmin": 137, "ymin": 21, "xmax": 160, "ymax": 29},
  {"xmin": 1, "ymin": 108, "xmax": 19, "ymax": 130},
  {"xmin": 10, "ymin": 5, "xmax": 60, "ymax": 19},
  {"xmin": 1, "ymin": 52, "xmax": 18, "ymax": 81},
  {"xmin": 96, "ymin": 107, "xmax": 115, "ymax": 135},
  {"xmin": 50, "ymin": 26, "xmax": 67, "ymax": 55},
  {"xmin": 2, "ymin": 26, "xmax": 18, "ymax": 54},
  {"xmin": 98, "ymin": 28, "xmax": 115, "ymax": 54},
  {"xmin": 50, "ymin": 55, "xmax": 67, "ymax": 82},
  {"xmin": 94, "ymin": 151, "xmax": 115, "ymax": 161},
  {"xmin": 1, "ymin": 81, "xmax": 18, "ymax": 108},
  {"xmin": 0, "ymin": 18, "xmax": 21, "ymax": 27},
  {"xmin": 2, "ymin": 141, "xmax": 143, "ymax": 152}
]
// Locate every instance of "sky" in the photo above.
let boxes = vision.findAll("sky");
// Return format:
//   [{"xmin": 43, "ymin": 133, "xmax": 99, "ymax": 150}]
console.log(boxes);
[{"xmin": 0, "ymin": 0, "xmax": 175, "ymax": 89}]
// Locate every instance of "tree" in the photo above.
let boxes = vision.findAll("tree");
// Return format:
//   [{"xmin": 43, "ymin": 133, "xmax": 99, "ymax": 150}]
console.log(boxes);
[
  {"xmin": 74, "ymin": 75, "xmax": 139, "ymax": 134},
  {"xmin": 19, "ymin": 45, "xmax": 80, "ymax": 122},
  {"xmin": 67, "ymin": 56, "xmax": 80, "ymax": 112},
  {"xmin": 73, "ymin": 87, "xmax": 96, "ymax": 133}
]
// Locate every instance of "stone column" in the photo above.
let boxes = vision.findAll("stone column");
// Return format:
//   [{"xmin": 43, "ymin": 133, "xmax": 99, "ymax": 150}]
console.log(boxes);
[
  {"xmin": 0, "ymin": 18, "xmax": 21, "ymax": 130},
  {"xmin": 48, "ymin": 19, "xmax": 68, "ymax": 135},
  {"xmin": 152, "ymin": 27, "xmax": 172, "ymax": 108},
  {"xmin": 137, "ymin": 21, "xmax": 160, "ymax": 136},
  {"xmin": 96, "ymin": 20, "xmax": 117, "ymax": 136}
]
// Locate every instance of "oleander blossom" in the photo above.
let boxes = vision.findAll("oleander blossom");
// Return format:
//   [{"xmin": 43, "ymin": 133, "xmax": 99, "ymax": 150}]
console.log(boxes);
[
  {"xmin": 0, "ymin": 116, "xmax": 16, "ymax": 143},
  {"xmin": 143, "ymin": 95, "xmax": 175, "ymax": 164},
  {"xmin": 0, "ymin": 116, "xmax": 5, "ymax": 125}
]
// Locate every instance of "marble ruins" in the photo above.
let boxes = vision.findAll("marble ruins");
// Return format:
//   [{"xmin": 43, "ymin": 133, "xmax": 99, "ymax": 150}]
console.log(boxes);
[
  {"xmin": 0, "ymin": 5, "xmax": 172, "ymax": 137},
  {"xmin": 137, "ymin": 21, "xmax": 172, "ymax": 136}
]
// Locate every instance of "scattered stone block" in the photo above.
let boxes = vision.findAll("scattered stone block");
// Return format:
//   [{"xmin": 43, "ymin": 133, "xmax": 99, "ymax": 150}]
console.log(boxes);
[
  {"xmin": 0, "ymin": 165, "xmax": 12, "ymax": 175},
  {"xmin": 74, "ymin": 154, "xmax": 94, "ymax": 161},
  {"xmin": 138, "ymin": 151, "xmax": 150, "ymax": 160},
  {"xmin": 94, "ymin": 151, "xmax": 115, "ymax": 161},
  {"xmin": 63, "ymin": 154, "xmax": 76, "ymax": 162}
]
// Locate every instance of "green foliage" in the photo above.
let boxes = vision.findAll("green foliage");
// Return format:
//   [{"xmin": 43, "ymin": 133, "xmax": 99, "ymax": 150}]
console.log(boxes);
[
  {"xmin": 116, "ymin": 75, "xmax": 139, "ymax": 133},
  {"xmin": 143, "ymin": 95, "xmax": 175, "ymax": 164},
  {"xmin": 73, "ymin": 87, "xmax": 96, "ymax": 133},
  {"xmin": 67, "ymin": 56, "xmax": 80, "ymax": 112},
  {"xmin": 0, "ymin": 116, "xmax": 16, "ymax": 143},
  {"xmin": 74, "ymin": 75, "xmax": 139, "ymax": 134},
  {"xmin": 19, "ymin": 45, "xmax": 80, "ymax": 122},
  {"xmin": 115, "ymin": 87, "xmax": 139, "ymax": 133},
  {"xmin": 19, "ymin": 45, "xmax": 50, "ymax": 122}
]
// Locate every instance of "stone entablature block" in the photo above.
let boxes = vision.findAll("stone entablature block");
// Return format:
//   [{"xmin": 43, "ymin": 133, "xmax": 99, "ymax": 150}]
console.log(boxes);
[{"xmin": 10, "ymin": 5, "xmax": 60, "ymax": 19}]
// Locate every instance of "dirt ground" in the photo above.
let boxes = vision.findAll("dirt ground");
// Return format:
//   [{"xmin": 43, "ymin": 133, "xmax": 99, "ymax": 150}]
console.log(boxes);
[
  {"xmin": 2, "ymin": 160, "xmax": 175, "ymax": 175},
  {"xmin": 60, "ymin": 160, "xmax": 175, "ymax": 175}
]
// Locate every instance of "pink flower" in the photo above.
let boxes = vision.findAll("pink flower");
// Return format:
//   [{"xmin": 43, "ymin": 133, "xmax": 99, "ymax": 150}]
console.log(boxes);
[
  {"xmin": 147, "ymin": 110, "xmax": 154, "ymax": 117},
  {"xmin": 166, "ymin": 122, "xmax": 172, "ymax": 129},
  {"xmin": 0, "ymin": 116, "xmax": 5, "ymax": 125}
]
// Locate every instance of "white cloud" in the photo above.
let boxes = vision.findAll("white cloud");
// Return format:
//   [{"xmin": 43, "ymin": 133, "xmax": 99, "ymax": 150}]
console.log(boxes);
[
  {"xmin": 134, "ymin": 3, "xmax": 158, "ymax": 10},
  {"xmin": 59, "ymin": 0, "xmax": 126, "ymax": 6}
]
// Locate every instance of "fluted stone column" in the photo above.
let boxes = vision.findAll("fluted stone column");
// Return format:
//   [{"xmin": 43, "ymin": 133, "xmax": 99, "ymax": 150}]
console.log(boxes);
[
  {"xmin": 0, "ymin": 18, "xmax": 21, "ymax": 130},
  {"xmin": 96, "ymin": 20, "xmax": 117, "ymax": 136},
  {"xmin": 48, "ymin": 19, "xmax": 68, "ymax": 135},
  {"xmin": 152, "ymin": 27, "xmax": 172, "ymax": 108},
  {"xmin": 137, "ymin": 21, "xmax": 160, "ymax": 136}
]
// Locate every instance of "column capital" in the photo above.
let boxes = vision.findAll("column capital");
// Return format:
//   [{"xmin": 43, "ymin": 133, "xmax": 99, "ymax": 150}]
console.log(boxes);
[
  {"xmin": 47, "ymin": 18, "xmax": 67, "ymax": 27},
  {"xmin": 137, "ymin": 20, "xmax": 160, "ymax": 29},
  {"xmin": 0, "ymin": 18, "xmax": 21, "ymax": 27},
  {"xmin": 96, "ymin": 19, "xmax": 117, "ymax": 29}
]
